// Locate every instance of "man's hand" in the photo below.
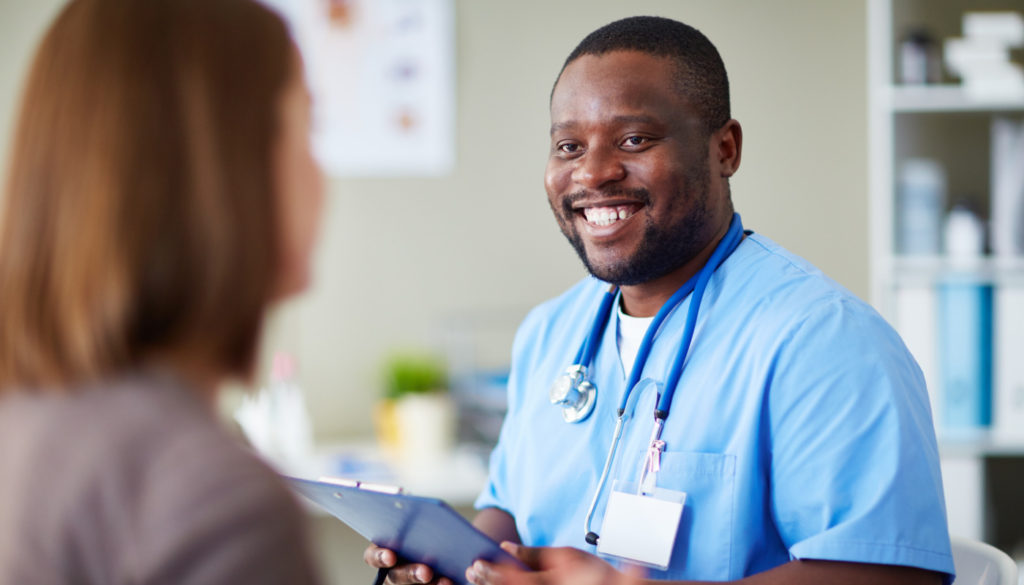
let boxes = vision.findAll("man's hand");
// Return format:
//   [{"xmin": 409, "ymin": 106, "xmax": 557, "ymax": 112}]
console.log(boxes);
[
  {"xmin": 362, "ymin": 544, "xmax": 454, "ymax": 585},
  {"xmin": 466, "ymin": 543, "xmax": 642, "ymax": 585}
]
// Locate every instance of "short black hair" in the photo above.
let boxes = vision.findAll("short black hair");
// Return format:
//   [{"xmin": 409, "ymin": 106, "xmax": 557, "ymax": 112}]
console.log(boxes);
[{"xmin": 556, "ymin": 16, "xmax": 731, "ymax": 135}]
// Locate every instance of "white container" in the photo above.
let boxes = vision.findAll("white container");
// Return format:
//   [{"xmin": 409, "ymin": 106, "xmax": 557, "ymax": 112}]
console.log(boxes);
[
  {"xmin": 267, "ymin": 352, "xmax": 315, "ymax": 464},
  {"xmin": 234, "ymin": 352, "xmax": 315, "ymax": 469},
  {"xmin": 944, "ymin": 37, "xmax": 1011, "ymax": 77},
  {"xmin": 393, "ymin": 392, "xmax": 456, "ymax": 473},
  {"xmin": 944, "ymin": 204, "xmax": 986, "ymax": 259}
]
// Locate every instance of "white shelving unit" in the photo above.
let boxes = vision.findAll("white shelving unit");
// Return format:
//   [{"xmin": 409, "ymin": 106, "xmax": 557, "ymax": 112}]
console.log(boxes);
[{"xmin": 868, "ymin": 0, "xmax": 1024, "ymax": 549}]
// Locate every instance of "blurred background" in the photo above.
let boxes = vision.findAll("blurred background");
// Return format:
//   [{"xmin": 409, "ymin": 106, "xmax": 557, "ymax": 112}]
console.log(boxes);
[
  {"xmin": 4, "ymin": 0, "xmax": 1024, "ymax": 583},
  {"xmin": 0, "ymin": 0, "xmax": 869, "ymax": 442}
]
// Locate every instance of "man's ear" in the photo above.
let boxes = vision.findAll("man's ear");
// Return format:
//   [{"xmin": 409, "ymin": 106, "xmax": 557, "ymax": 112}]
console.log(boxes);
[{"xmin": 714, "ymin": 119, "xmax": 742, "ymax": 178}]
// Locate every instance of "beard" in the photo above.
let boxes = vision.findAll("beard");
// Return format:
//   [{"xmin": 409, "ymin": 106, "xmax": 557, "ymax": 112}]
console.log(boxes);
[{"xmin": 554, "ymin": 168, "xmax": 712, "ymax": 287}]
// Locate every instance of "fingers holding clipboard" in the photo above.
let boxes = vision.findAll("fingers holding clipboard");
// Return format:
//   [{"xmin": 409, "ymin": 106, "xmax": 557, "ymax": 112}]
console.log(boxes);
[{"xmin": 286, "ymin": 476, "xmax": 526, "ymax": 585}]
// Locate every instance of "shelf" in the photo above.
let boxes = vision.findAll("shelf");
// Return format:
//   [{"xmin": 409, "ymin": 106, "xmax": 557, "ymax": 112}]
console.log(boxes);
[
  {"xmin": 886, "ymin": 255, "xmax": 1024, "ymax": 286},
  {"xmin": 881, "ymin": 85, "xmax": 1024, "ymax": 113}
]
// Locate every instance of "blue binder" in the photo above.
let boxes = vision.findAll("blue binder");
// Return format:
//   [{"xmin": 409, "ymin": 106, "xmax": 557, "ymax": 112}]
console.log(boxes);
[{"xmin": 938, "ymin": 279, "xmax": 993, "ymax": 430}]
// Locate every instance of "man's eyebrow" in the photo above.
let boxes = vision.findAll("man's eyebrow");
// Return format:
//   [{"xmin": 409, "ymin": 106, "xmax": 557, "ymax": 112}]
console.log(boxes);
[
  {"xmin": 611, "ymin": 114, "xmax": 659, "ymax": 125},
  {"xmin": 550, "ymin": 121, "xmax": 575, "ymax": 136},
  {"xmin": 549, "ymin": 115, "xmax": 661, "ymax": 136}
]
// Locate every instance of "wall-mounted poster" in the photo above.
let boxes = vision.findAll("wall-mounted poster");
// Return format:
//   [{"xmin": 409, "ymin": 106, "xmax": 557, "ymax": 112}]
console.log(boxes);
[{"xmin": 263, "ymin": 0, "xmax": 455, "ymax": 177}]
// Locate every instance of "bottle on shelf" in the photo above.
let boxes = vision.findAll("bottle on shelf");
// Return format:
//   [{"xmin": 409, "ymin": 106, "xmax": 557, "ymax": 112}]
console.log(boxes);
[
  {"xmin": 233, "ymin": 351, "xmax": 315, "ymax": 470},
  {"xmin": 897, "ymin": 158, "xmax": 946, "ymax": 256},
  {"xmin": 267, "ymin": 351, "xmax": 315, "ymax": 464},
  {"xmin": 899, "ymin": 28, "xmax": 942, "ymax": 85},
  {"xmin": 944, "ymin": 202, "xmax": 986, "ymax": 259}
]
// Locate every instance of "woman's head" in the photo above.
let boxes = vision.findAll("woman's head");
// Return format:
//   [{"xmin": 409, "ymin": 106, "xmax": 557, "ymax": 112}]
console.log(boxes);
[{"xmin": 0, "ymin": 0, "xmax": 322, "ymax": 390}]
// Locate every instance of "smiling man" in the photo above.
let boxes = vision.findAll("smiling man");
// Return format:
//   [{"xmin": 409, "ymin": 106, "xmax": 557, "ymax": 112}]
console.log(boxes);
[{"xmin": 367, "ymin": 16, "xmax": 954, "ymax": 585}]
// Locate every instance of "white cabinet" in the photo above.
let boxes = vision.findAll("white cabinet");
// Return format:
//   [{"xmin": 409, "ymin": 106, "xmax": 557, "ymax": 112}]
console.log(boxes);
[{"xmin": 868, "ymin": 0, "xmax": 1024, "ymax": 551}]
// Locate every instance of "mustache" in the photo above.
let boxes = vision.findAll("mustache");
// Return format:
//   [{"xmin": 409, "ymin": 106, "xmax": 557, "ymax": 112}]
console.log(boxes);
[{"xmin": 560, "ymin": 187, "xmax": 651, "ymax": 216}]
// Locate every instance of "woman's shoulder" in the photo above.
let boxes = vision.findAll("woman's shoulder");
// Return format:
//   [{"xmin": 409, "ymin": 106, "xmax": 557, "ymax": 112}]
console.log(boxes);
[
  {"xmin": 5, "ymin": 368, "xmax": 303, "ymax": 523},
  {"xmin": 84, "ymin": 370, "xmax": 301, "ymax": 520},
  {"xmin": 0, "ymin": 369, "xmax": 320, "ymax": 584},
  {"xmin": 119, "ymin": 376, "xmax": 319, "ymax": 583}
]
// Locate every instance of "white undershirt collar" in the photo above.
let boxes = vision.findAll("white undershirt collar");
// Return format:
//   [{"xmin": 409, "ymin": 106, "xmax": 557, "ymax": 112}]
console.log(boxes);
[{"xmin": 616, "ymin": 297, "xmax": 654, "ymax": 377}]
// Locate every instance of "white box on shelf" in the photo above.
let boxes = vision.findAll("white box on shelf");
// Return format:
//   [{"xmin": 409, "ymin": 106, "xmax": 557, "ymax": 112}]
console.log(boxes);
[
  {"xmin": 991, "ymin": 117, "xmax": 1024, "ymax": 257},
  {"xmin": 963, "ymin": 11, "xmax": 1024, "ymax": 46},
  {"xmin": 994, "ymin": 286, "xmax": 1024, "ymax": 438},
  {"xmin": 963, "ymin": 64, "xmax": 1024, "ymax": 101},
  {"xmin": 940, "ymin": 453, "xmax": 985, "ymax": 540},
  {"xmin": 944, "ymin": 18, "xmax": 1024, "ymax": 102},
  {"xmin": 895, "ymin": 284, "xmax": 940, "ymax": 423},
  {"xmin": 944, "ymin": 37, "xmax": 1011, "ymax": 74}
]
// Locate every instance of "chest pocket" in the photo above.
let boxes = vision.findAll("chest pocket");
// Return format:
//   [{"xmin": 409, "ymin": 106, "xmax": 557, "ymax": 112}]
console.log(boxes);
[{"xmin": 648, "ymin": 451, "xmax": 736, "ymax": 581}]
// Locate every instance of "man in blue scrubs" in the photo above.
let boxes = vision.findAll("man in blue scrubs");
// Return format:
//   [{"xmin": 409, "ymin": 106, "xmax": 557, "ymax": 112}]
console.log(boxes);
[{"xmin": 367, "ymin": 16, "xmax": 954, "ymax": 585}]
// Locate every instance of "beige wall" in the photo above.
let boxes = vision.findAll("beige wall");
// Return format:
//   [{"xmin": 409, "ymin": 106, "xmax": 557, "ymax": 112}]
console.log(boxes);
[{"xmin": 0, "ymin": 0, "xmax": 868, "ymax": 439}]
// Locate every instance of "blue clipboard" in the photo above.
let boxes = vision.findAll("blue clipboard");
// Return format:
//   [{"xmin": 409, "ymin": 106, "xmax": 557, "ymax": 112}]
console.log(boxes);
[{"xmin": 286, "ymin": 476, "xmax": 526, "ymax": 584}]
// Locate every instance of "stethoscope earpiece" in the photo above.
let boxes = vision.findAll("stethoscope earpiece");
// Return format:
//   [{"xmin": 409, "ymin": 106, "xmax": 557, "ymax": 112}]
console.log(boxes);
[{"xmin": 549, "ymin": 364, "xmax": 597, "ymax": 423}]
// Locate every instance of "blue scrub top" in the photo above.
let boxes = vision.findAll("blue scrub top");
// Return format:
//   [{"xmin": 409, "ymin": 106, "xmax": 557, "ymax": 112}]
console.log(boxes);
[{"xmin": 476, "ymin": 233, "xmax": 954, "ymax": 582}]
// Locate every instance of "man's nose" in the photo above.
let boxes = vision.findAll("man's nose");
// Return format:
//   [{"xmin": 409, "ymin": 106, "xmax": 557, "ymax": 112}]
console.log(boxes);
[{"xmin": 571, "ymin": 146, "xmax": 626, "ymax": 190}]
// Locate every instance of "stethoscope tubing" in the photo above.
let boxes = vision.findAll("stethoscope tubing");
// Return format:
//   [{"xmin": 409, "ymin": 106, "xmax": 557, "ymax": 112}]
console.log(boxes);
[
  {"xmin": 576, "ymin": 287, "xmax": 618, "ymax": 366},
  {"xmin": 583, "ymin": 416, "xmax": 624, "ymax": 544},
  {"xmin": 658, "ymin": 219, "xmax": 741, "ymax": 413}
]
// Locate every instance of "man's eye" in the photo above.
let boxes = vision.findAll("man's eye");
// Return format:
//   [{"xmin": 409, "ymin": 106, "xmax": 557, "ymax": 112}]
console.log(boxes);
[
  {"xmin": 623, "ymin": 136, "xmax": 647, "ymax": 147},
  {"xmin": 558, "ymin": 143, "xmax": 581, "ymax": 154}
]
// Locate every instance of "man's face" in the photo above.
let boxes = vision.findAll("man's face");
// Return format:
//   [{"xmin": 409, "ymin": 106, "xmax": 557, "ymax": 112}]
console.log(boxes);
[{"xmin": 545, "ymin": 50, "xmax": 722, "ymax": 286}]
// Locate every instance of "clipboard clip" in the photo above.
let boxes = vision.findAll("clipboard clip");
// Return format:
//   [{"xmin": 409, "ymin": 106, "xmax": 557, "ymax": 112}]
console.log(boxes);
[{"xmin": 317, "ymin": 476, "xmax": 405, "ymax": 495}]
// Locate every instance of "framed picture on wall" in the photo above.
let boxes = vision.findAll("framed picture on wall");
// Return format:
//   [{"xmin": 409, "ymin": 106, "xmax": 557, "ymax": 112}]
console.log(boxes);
[{"xmin": 262, "ymin": 0, "xmax": 456, "ymax": 177}]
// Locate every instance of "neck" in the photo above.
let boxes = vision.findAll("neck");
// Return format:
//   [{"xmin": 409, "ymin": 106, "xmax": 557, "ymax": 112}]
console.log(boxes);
[
  {"xmin": 619, "ymin": 219, "xmax": 733, "ymax": 317},
  {"xmin": 147, "ymin": 352, "xmax": 225, "ymax": 410}
]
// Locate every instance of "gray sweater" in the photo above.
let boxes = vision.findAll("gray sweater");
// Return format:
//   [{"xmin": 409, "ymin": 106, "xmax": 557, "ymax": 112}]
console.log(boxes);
[{"xmin": 0, "ymin": 370, "xmax": 322, "ymax": 585}]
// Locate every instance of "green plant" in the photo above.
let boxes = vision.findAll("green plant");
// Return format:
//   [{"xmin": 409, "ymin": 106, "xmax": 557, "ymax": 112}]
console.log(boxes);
[{"xmin": 382, "ymin": 352, "xmax": 448, "ymax": 399}]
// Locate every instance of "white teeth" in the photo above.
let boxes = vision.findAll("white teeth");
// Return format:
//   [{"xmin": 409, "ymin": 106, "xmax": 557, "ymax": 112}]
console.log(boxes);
[{"xmin": 583, "ymin": 205, "xmax": 636, "ymax": 227}]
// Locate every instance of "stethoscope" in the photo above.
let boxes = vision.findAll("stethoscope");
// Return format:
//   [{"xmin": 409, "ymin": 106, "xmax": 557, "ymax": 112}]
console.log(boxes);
[{"xmin": 548, "ymin": 213, "xmax": 745, "ymax": 546}]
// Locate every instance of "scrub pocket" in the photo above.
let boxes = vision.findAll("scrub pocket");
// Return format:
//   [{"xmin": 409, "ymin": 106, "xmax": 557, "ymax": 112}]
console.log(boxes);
[{"xmin": 651, "ymin": 451, "xmax": 736, "ymax": 581}]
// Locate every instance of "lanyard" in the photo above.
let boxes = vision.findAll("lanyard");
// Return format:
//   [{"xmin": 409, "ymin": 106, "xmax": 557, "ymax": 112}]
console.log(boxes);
[{"xmin": 581, "ymin": 212, "xmax": 745, "ymax": 545}]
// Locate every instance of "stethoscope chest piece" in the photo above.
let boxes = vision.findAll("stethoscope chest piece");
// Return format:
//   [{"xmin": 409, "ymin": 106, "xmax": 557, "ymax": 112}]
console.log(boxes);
[{"xmin": 549, "ymin": 364, "xmax": 597, "ymax": 423}]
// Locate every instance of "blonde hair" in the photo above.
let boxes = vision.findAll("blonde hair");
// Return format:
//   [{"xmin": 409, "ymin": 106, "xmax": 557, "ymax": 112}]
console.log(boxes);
[{"xmin": 0, "ymin": 0, "xmax": 294, "ymax": 390}]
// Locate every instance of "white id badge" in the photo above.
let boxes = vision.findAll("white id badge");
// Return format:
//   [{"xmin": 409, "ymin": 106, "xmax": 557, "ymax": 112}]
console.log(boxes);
[{"xmin": 595, "ymin": 480, "xmax": 686, "ymax": 570}]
